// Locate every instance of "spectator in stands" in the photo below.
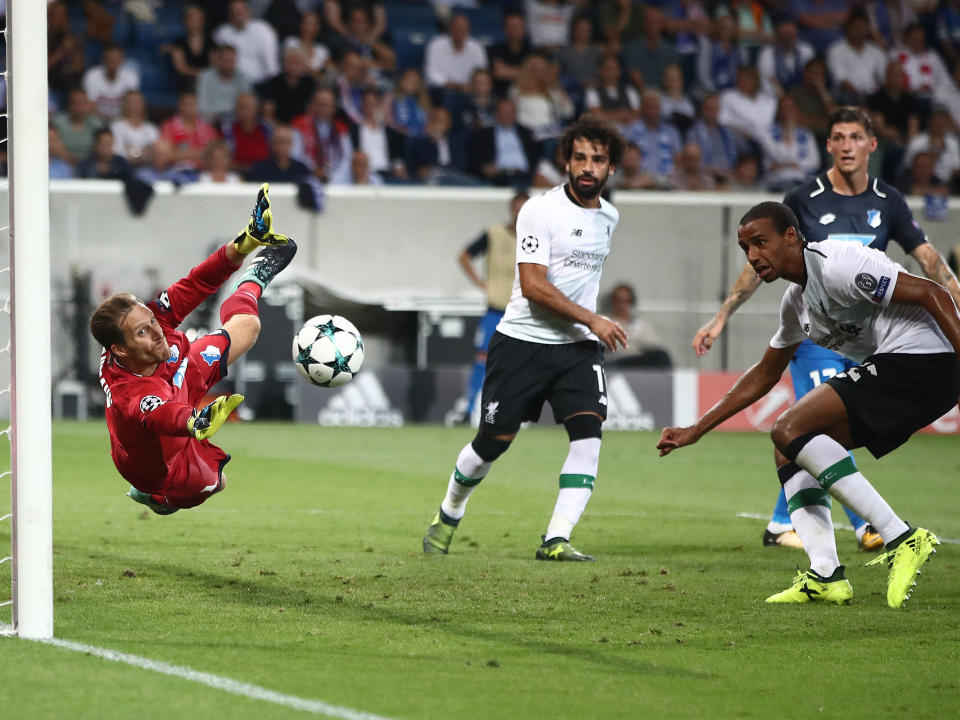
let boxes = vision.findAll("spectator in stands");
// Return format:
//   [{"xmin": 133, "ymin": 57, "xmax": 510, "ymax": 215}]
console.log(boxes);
[
  {"xmin": 718, "ymin": 65, "xmax": 777, "ymax": 147},
  {"xmin": 261, "ymin": 0, "xmax": 308, "ymax": 42},
  {"xmin": 222, "ymin": 91, "xmax": 272, "ymax": 174},
  {"xmin": 457, "ymin": 68, "xmax": 496, "ymax": 131},
  {"xmin": 788, "ymin": 56, "xmax": 837, "ymax": 144},
  {"xmin": 82, "ymin": 44, "xmax": 141, "ymax": 121},
  {"xmin": 662, "ymin": 0, "xmax": 712, "ymax": 84},
  {"xmin": 623, "ymin": 6, "xmax": 679, "ymax": 91},
  {"xmin": 610, "ymin": 142, "xmax": 657, "ymax": 190},
  {"xmin": 197, "ymin": 44, "xmax": 253, "ymax": 124},
  {"xmin": 48, "ymin": 125, "xmax": 75, "ymax": 180},
  {"xmin": 468, "ymin": 97, "xmax": 538, "ymax": 186},
  {"xmin": 532, "ymin": 140, "xmax": 566, "ymax": 187},
  {"xmin": 283, "ymin": 10, "xmax": 331, "ymax": 79},
  {"xmin": 696, "ymin": 12, "xmax": 745, "ymax": 97},
  {"xmin": 867, "ymin": 61, "xmax": 922, "ymax": 149},
  {"xmin": 292, "ymin": 87, "xmax": 353, "ymax": 183},
  {"xmin": 937, "ymin": 0, "xmax": 960, "ymax": 73},
  {"xmin": 897, "ymin": 149, "xmax": 948, "ymax": 196},
  {"xmin": 760, "ymin": 95, "xmax": 821, "ymax": 192},
  {"xmin": 76, "ymin": 128, "xmax": 130, "ymax": 180},
  {"xmin": 604, "ymin": 283, "xmax": 672, "ymax": 369},
  {"xmin": 257, "ymin": 46, "xmax": 318, "ymax": 124},
  {"xmin": 214, "ymin": 0, "xmax": 279, "ymax": 85},
  {"xmin": 727, "ymin": 0, "xmax": 773, "ymax": 60},
  {"xmin": 868, "ymin": 0, "xmax": 916, "ymax": 49},
  {"xmin": 584, "ymin": 54, "xmax": 641, "ymax": 127},
  {"xmin": 791, "ymin": 0, "xmax": 849, "ymax": 55},
  {"xmin": 623, "ymin": 89, "xmax": 683, "ymax": 181},
  {"xmin": 721, "ymin": 151, "xmax": 761, "ymax": 191},
  {"xmin": 667, "ymin": 141, "xmax": 715, "ymax": 190},
  {"xmin": 660, "ymin": 63, "xmax": 695, "ymax": 136},
  {"xmin": 408, "ymin": 107, "xmax": 476, "ymax": 184},
  {"xmin": 198, "ymin": 140, "xmax": 243, "ymax": 183},
  {"xmin": 110, "ymin": 90, "xmax": 160, "ymax": 168},
  {"xmin": 134, "ymin": 138, "xmax": 200, "ymax": 185},
  {"xmin": 597, "ymin": 0, "xmax": 645, "ymax": 51},
  {"xmin": 165, "ymin": 3, "xmax": 215, "ymax": 94},
  {"xmin": 248, "ymin": 124, "xmax": 313, "ymax": 183},
  {"xmin": 826, "ymin": 9, "xmax": 887, "ymax": 105},
  {"xmin": 52, "ymin": 89, "xmax": 104, "ymax": 166},
  {"xmin": 345, "ymin": 149, "xmax": 383, "ymax": 185},
  {"xmin": 47, "ymin": 1, "xmax": 86, "ymax": 105},
  {"xmin": 510, "ymin": 53, "xmax": 575, "ymax": 146},
  {"xmin": 352, "ymin": 89, "xmax": 408, "ymax": 182},
  {"xmin": 524, "ymin": 0, "xmax": 582, "ymax": 51},
  {"xmin": 161, "ymin": 92, "xmax": 219, "ymax": 170},
  {"xmin": 386, "ymin": 68, "xmax": 430, "ymax": 137},
  {"xmin": 687, "ymin": 92, "xmax": 738, "ymax": 183},
  {"xmin": 756, "ymin": 19, "xmax": 815, "ymax": 99},
  {"xmin": 488, "ymin": 13, "xmax": 533, "ymax": 99},
  {"xmin": 424, "ymin": 13, "xmax": 488, "ymax": 106},
  {"xmin": 336, "ymin": 50, "xmax": 373, "ymax": 125},
  {"xmin": 339, "ymin": 6, "xmax": 396, "ymax": 75},
  {"xmin": 904, "ymin": 105, "xmax": 960, "ymax": 188},
  {"xmin": 555, "ymin": 13, "xmax": 602, "ymax": 97},
  {"xmin": 324, "ymin": 0, "xmax": 387, "ymax": 48},
  {"xmin": 894, "ymin": 22, "xmax": 951, "ymax": 103}
]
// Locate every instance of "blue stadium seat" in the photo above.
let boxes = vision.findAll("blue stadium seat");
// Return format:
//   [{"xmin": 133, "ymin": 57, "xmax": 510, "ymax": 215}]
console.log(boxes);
[
  {"xmin": 457, "ymin": 6, "xmax": 504, "ymax": 46},
  {"xmin": 393, "ymin": 31, "xmax": 435, "ymax": 71},
  {"xmin": 385, "ymin": 2, "xmax": 438, "ymax": 34},
  {"xmin": 128, "ymin": 47, "xmax": 178, "ymax": 112}
]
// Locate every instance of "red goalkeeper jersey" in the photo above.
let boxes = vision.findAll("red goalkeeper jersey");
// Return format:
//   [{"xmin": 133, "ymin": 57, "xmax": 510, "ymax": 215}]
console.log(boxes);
[{"xmin": 99, "ymin": 247, "xmax": 240, "ymax": 494}]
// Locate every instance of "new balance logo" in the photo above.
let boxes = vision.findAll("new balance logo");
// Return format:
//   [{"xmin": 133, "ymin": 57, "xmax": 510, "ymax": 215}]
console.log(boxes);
[
  {"xmin": 571, "ymin": 228, "xmax": 582, "ymax": 237},
  {"xmin": 318, "ymin": 373, "xmax": 403, "ymax": 427}
]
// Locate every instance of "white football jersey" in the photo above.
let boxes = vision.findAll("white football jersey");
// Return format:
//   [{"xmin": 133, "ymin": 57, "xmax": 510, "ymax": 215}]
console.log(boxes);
[
  {"xmin": 770, "ymin": 239, "xmax": 952, "ymax": 362},
  {"xmin": 497, "ymin": 185, "xmax": 619, "ymax": 344}
]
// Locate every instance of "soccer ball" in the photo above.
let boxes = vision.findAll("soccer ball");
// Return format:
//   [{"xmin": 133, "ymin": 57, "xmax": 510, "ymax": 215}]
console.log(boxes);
[{"xmin": 292, "ymin": 314, "xmax": 364, "ymax": 387}]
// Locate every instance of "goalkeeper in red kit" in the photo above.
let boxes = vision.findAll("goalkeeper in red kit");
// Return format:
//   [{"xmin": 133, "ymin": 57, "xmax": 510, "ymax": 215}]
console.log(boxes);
[{"xmin": 90, "ymin": 184, "xmax": 296, "ymax": 515}]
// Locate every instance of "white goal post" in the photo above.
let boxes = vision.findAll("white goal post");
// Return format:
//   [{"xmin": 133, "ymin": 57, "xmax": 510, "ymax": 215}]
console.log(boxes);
[{"xmin": 5, "ymin": 0, "xmax": 53, "ymax": 639}]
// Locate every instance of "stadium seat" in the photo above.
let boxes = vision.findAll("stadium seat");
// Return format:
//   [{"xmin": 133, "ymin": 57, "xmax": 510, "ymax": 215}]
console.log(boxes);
[
  {"xmin": 393, "ymin": 31, "xmax": 435, "ymax": 71},
  {"xmin": 457, "ymin": 6, "xmax": 503, "ymax": 45},
  {"xmin": 384, "ymin": 1, "xmax": 438, "ymax": 35},
  {"xmin": 132, "ymin": 5, "xmax": 185, "ymax": 50},
  {"xmin": 128, "ymin": 47, "xmax": 178, "ymax": 112}
]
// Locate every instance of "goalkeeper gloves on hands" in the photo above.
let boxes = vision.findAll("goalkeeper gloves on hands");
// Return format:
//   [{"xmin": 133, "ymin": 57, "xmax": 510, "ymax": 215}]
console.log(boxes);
[
  {"xmin": 187, "ymin": 394, "xmax": 244, "ymax": 440},
  {"xmin": 234, "ymin": 183, "xmax": 290, "ymax": 254}
]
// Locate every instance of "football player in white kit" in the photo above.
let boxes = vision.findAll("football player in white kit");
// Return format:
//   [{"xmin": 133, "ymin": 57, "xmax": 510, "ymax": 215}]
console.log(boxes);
[
  {"xmin": 423, "ymin": 116, "xmax": 628, "ymax": 561},
  {"xmin": 658, "ymin": 201, "xmax": 960, "ymax": 608}
]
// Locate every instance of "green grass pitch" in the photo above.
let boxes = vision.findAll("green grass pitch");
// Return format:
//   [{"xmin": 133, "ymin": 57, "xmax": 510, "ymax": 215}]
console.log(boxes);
[{"xmin": 2, "ymin": 421, "xmax": 959, "ymax": 719}]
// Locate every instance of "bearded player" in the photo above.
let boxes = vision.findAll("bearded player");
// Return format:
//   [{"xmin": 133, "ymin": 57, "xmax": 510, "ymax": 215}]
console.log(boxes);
[
  {"xmin": 91, "ymin": 184, "xmax": 296, "ymax": 515},
  {"xmin": 423, "ymin": 115, "xmax": 628, "ymax": 561}
]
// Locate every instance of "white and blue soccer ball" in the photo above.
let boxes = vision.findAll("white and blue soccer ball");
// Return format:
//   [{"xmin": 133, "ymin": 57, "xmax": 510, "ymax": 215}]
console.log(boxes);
[{"xmin": 292, "ymin": 314, "xmax": 364, "ymax": 387}]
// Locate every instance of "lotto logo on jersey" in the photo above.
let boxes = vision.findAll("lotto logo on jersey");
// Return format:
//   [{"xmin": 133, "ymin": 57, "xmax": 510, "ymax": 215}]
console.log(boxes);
[
  {"xmin": 156, "ymin": 291, "xmax": 172, "ymax": 313},
  {"xmin": 520, "ymin": 236, "xmax": 539, "ymax": 253},
  {"xmin": 199, "ymin": 345, "xmax": 222, "ymax": 366}
]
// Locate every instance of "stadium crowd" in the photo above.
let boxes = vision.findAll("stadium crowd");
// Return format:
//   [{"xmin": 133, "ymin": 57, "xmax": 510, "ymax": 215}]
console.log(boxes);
[{"xmin": 27, "ymin": 0, "xmax": 960, "ymax": 195}]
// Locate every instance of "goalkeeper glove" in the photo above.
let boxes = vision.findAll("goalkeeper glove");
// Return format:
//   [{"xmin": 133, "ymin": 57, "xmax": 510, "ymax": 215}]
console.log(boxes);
[
  {"xmin": 234, "ymin": 183, "xmax": 290, "ymax": 254},
  {"xmin": 187, "ymin": 394, "xmax": 244, "ymax": 440}
]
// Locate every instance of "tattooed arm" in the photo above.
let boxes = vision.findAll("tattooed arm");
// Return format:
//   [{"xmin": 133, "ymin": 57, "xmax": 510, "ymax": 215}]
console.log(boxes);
[
  {"xmin": 910, "ymin": 243, "xmax": 960, "ymax": 311},
  {"xmin": 691, "ymin": 262, "xmax": 763, "ymax": 357}
]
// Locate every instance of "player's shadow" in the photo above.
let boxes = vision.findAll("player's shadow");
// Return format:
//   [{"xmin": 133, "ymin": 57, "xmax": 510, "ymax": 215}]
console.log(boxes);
[{"xmin": 72, "ymin": 548, "xmax": 711, "ymax": 680}]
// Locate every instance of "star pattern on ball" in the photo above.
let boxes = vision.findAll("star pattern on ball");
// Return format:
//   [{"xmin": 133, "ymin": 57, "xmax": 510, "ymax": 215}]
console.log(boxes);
[
  {"xmin": 294, "ymin": 346, "xmax": 314, "ymax": 373},
  {"xmin": 325, "ymin": 350, "xmax": 353, "ymax": 378}
]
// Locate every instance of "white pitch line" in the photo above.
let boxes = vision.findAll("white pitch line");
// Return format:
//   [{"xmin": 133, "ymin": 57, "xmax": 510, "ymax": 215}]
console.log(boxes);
[
  {"xmin": 737, "ymin": 511, "xmax": 960, "ymax": 545},
  {"xmin": 35, "ymin": 637, "xmax": 398, "ymax": 720}
]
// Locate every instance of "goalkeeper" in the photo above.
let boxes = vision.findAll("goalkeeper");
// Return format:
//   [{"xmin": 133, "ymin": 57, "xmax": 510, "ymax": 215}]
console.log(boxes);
[{"xmin": 90, "ymin": 184, "xmax": 296, "ymax": 515}]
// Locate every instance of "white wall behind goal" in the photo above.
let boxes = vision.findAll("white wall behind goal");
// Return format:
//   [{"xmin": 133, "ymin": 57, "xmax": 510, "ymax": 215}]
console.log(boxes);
[{"xmin": 1, "ymin": 181, "xmax": 958, "ymax": 414}]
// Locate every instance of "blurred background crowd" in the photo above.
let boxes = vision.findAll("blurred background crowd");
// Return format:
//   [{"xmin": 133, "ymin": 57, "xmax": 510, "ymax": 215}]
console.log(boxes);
[{"xmin": 16, "ymin": 0, "xmax": 960, "ymax": 196}]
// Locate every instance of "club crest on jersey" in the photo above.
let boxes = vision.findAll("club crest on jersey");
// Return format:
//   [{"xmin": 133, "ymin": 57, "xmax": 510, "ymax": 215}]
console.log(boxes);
[
  {"xmin": 139, "ymin": 395, "xmax": 164, "ymax": 413},
  {"xmin": 167, "ymin": 344, "xmax": 180, "ymax": 364},
  {"xmin": 866, "ymin": 209, "xmax": 881, "ymax": 228},
  {"xmin": 484, "ymin": 401, "xmax": 500, "ymax": 424},
  {"xmin": 521, "ymin": 236, "xmax": 539, "ymax": 253},
  {"xmin": 819, "ymin": 213, "xmax": 836, "ymax": 225},
  {"xmin": 199, "ymin": 345, "xmax": 222, "ymax": 366}
]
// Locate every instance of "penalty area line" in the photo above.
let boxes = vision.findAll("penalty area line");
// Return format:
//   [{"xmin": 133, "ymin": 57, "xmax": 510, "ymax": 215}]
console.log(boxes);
[
  {"xmin": 736, "ymin": 512, "xmax": 960, "ymax": 545},
  {"xmin": 35, "ymin": 637, "xmax": 398, "ymax": 720}
]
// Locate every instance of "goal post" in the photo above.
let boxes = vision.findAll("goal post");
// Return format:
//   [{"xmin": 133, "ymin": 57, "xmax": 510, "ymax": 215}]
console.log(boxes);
[{"xmin": 7, "ymin": 0, "xmax": 53, "ymax": 639}]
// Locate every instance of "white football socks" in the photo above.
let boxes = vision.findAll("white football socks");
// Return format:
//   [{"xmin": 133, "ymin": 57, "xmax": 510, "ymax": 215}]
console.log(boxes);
[
  {"xmin": 545, "ymin": 438, "xmax": 600, "ymax": 541},
  {"xmin": 440, "ymin": 443, "xmax": 490, "ymax": 520},
  {"xmin": 783, "ymin": 468, "xmax": 840, "ymax": 578}
]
